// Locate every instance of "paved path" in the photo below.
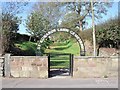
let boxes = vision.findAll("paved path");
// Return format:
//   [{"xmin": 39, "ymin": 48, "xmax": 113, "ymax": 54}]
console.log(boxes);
[{"xmin": 2, "ymin": 77, "xmax": 118, "ymax": 88}]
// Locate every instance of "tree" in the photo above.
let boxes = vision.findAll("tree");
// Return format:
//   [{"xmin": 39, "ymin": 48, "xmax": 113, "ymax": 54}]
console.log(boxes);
[
  {"xmin": 60, "ymin": 12, "xmax": 80, "ymax": 29},
  {"xmin": 2, "ymin": 14, "xmax": 20, "ymax": 53},
  {"xmin": 96, "ymin": 18, "xmax": 120, "ymax": 49},
  {"xmin": 2, "ymin": 2, "xmax": 28, "ymax": 15},
  {"xmin": 26, "ymin": 12, "xmax": 51, "ymax": 41},
  {"xmin": 26, "ymin": 2, "xmax": 63, "ymax": 40},
  {"xmin": 2, "ymin": 2, "xmax": 28, "ymax": 54},
  {"xmin": 60, "ymin": 2, "xmax": 112, "ymax": 31},
  {"xmin": 33, "ymin": 2, "xmax": 62, "ymax": 29},
  {"xmin": 26, "ymin": 2, "xmax": 63, "ymax": 55}
]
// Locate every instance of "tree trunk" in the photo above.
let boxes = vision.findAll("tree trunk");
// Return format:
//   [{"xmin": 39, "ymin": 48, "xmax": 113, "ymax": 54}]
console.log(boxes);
[
  {"xmin": 34, "ymin": 38, "xmax": 36, "ymax": 42},
  {"xmin": 97, "ymin": 46, "xmax": 100, "ymax": 56},
  {"xmin": 79, "ymin": 20, "xmax": 83, "ymax": 31},
  {"xmin": 29, "ymin": 36, "xmax": 32, "ymax": 42},
  {"xmin": 116, "ymin": 40, "xmax": 119, "ymax": 49}
]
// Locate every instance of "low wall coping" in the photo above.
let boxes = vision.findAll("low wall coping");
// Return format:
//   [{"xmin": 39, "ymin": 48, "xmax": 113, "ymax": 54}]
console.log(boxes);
[
  {"xmin": 11, "ymin": 56, "xmax": 48, "ymax": 58},
  {"xmin": 74, "ymin": 56, "xmax": 119, "ymax": 59}
]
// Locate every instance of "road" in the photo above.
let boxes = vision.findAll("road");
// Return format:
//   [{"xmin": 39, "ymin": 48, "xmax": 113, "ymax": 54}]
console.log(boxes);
[{"xmin": 2, "ymin": 77, "xmax": 118, "ymax": 88}]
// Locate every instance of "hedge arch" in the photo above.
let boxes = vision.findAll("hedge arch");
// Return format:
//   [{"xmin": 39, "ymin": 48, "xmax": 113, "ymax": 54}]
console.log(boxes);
[{"xmin": 36, "ymin": 28, "xmax": 85, "ymax": 56}]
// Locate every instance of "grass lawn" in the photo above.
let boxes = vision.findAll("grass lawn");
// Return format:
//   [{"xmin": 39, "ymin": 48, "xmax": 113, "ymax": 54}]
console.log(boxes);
[
  {"xmin": 15, "ymin": 40, "xmax": 80, "ymax": 68},
  {"xmin": 46, "ymin": 40, "xmax": 80, "ymax": 69},
  {"xmin": 15, "ymin": 41, "xmax": 37, "ymax": 55},
  {"xmin": 50, "ymin": 54, "xmax": 70, "ymax": 69},
  {"xmin": 45, "ymin": 40, "xmax": 80, "ymax": 56}
]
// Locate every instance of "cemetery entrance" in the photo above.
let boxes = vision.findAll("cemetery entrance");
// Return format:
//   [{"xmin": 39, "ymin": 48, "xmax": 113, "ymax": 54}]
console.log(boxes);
[
  {"xmin": 48, "ymin": 53, "xmax": 73, "ymax": 78},
  {"xmin": 36, "ymin": 28, "xmax": 86, "ymax": 78}
]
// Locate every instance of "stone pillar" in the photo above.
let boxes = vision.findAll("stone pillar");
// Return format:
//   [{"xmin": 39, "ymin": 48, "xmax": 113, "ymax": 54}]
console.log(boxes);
[
  {"xmin": 4, "ymin": 54, "xmax": 11, "ymax": 77},
  {"xmin": 0, "ymin": 57, "xmax": 3, "ymax": 77}
]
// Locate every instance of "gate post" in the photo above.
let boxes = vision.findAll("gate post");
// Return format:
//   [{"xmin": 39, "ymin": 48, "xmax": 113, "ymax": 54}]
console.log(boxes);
[
  {"xmin": 4, "ymin": 54, "xmax": 11, "ymax": 77},
  {"xmin": 70, "ymin": 54, "xmax": 73, "ymax": 76},
  {"xmin": 48, "ymin": 54, "xmax": 50, "ymax": 78}
]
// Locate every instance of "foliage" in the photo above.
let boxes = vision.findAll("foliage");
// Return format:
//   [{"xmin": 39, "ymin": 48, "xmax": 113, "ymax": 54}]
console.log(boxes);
[
  {"xmin": 60, "ymin": 12, "xmax": 80, "ymax": 29},
  {"xmin": 26, "ymin": 2, "xmax": 112, "ymax": 55},
  {"xmin": 2, "ymin": 2, "xmax": 28, "ymax": 15},
  {"xmin": 60, "ymin": 2, "xmax": 112, "ymax": 31},
  {"xmin": 50, "ymin": 32, "xmax": 74, "ymax": 43},
  {"xmin": 96, "ymin": 18, "xmax": 120, "ymax": 49},
  {"xmin": 26, "ymin": 12, "xmax": 50, "ymax": 39},
  {"xmin": 79, "ymin": 29, "xmax": 92, "ymax": 42},
  {"xmin": 33, "ymin": 2, "xmax": 62, "ymax": 28},
  {"xmin": 26, "ymin": 2, "xmax": 63, "ymax": 39},
  {"xmin": 14, "ymin": 33, "xmax": 38, "ymax": 42},
  {"xmin": 26, "ymin": 11, "xmax": 55, "ymax": 55},
  {"xmin": 2, "ymin": 2, "xmax": 28, "ymax": 54},
  {"xmin": 2, "ymin": 13, "xmax": 20, "ymax": 52},
  {"xmin": 15, "ymin": 41, "xmax": 37, "ymax": 55},
  {"xmin": 79, "ymin": 17, "xmax": 120, "ymax": 49},
  {"xmin": 26, "ymin": 2, "xmax": 63, "ymax": 54},
  {"xmin": 40, "ymin": 38, "xmax": 53, "ymax": 54}
]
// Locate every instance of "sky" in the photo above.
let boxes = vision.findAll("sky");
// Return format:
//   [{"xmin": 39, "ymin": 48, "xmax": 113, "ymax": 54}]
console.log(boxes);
[
  {"xmin": 16, "ymin": 2, "xmax": 118, "ymax": 35},
  {"xmin": 87, "ymin": 2, "xmax": 118, "ymax": 28},
  {"xmin": 17, "ymin": 2, "xmax": 35, "ymax": 34}
]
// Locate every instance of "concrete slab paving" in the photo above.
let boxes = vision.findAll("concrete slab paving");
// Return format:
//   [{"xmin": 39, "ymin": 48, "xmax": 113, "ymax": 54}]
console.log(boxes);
[{"xmin": 2, "ymin": 77, "xmax": 118, "ymax": 88}]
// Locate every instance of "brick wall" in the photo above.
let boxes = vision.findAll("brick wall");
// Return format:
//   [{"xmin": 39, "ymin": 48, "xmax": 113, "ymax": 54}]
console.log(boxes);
[
  {"xmin": 73, "ymin": 56, "xmax": 118, "ymax": 78},
  {"xmin": 10, "ymin": 56, "xmax": 48, "ymax": 78},
  {"xmin": 0, "ymin": 57, "xmax": 4, "ymax": 77}
]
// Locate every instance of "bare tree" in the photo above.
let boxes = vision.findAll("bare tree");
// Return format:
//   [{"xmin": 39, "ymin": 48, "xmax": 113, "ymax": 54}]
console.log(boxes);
[{"xmin": 61, "ymin": 2, "xmax": 112, "ymax": 31}]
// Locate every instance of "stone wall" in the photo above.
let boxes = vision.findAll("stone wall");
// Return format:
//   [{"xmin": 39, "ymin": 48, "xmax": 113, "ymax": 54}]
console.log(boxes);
[
  {"xmin": 1, "ymin": 54, "xmax": 119, "ymax": 79},
  {"xmin": 99, "ymin": 48, "xmax": 119, "ymax": 56},
  {"xmin": 10, "ymin": 56, "xmax": 48, "ymax": 78},
  {"xmin": 84, "ymin": 40, "xmax": 93, "ymax": 56},
  {"xmin": 0, "ymin": 57, "xmax": 4, "ymax": 77},
  {"xmin": 73, "ymin": 56, "xmax": 118, "ymax": 78}
]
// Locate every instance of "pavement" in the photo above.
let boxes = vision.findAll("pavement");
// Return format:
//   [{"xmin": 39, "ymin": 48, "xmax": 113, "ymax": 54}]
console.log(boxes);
[{"xmin": 2, "ymin": 77, "xmax": 118, "ymax": 88}]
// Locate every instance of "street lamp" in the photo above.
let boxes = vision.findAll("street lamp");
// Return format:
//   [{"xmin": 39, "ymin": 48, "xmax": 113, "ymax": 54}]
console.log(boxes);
[{"xmin": 91, "ymin": 0, "xmax": 96, "ymax": 56}]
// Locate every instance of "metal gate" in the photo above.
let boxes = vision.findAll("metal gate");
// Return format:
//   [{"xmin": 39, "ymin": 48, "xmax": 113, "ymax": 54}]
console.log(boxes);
[{"xmin": 48, "ymin": 53, "xmax": 73, "ymax": 78}]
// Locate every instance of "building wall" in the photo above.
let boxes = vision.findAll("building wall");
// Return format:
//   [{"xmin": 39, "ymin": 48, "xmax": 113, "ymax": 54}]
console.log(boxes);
[
  {"xmin": 73, "ymin": 56, "xmax": 118, "ymax": 78},
  {"xmin": 10, "ymin": 56, "xmax": 48, "ymax": 78}
]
